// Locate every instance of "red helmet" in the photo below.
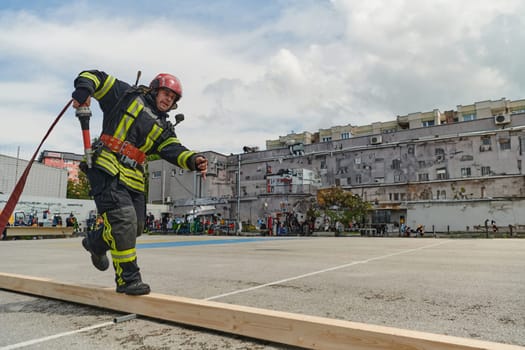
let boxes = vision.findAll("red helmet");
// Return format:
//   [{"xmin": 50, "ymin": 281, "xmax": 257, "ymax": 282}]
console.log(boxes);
[{"xmin": 149, "ymin": 73, "xmax": 182, "ymax": 101}]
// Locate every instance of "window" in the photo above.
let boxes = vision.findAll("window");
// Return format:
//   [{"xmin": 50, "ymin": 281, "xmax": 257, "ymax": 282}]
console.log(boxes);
[
  {"xmin": 418, "ymin": 160, "xmax": 426, "ymax": 168},
  {"xmin": 480, "ymin": 136, "xmax": 493, "ymax": 152},
  {"xmin": 461, "ymin": 167, "xmax": 471, "ymax": 177},
  {"xmin": 463, "ymin": 113, "xmax": 476, "ymax": 121},
  {"xmin": 422, "ymin": 120, "xmax": 435, "ymax": 127},
  {"xmin": 418, "ymin": 173, "xmax": 429, "ymax": 181},
  {"xmin": 499, "ymin": 138, "xmax": 511, "ymax": 150},
  {"xmin": 392, "ymin": 159, "xmax": 401, "ymax": 169},
  {"xmin": 436, "ymin": 168, "xmax": 448, "ymax": 180},
  {"xmin": 355, "ymin": 175, "xmax": 362, "ymax": 184},
  {"xmin": 151, "ymin": 171, "xmax": 161, "ymax": 179},
  {"xmin": 481, "ymin": 136, "xmax": 491, "ymax": 145},
  {"xmin": 355, "ymin": 157, "xmax": 361, "ymax": 165},
  {"xmin": 341, "ymin": 132, "xmax": 350, "ymax": 139},
  {"xmin": 322, "ymin": 136, "xmax": 332, "ymax": 142},
  {"xmin": 481, "ymin": 166, "xmax": 491, "ymax": 176},
  {"xmin": 394, "ymin": 174, "xmax": 401, "ymax": 182}
]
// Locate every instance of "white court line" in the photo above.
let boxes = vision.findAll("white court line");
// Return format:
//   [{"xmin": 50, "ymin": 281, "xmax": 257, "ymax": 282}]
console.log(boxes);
[
  {"xmin": 205, "ymin": 240, "xmax": 450, "ymax": 301},
  {"xmin": 0, "ymin": 321, "xmax": 115, "ymax": 350},
  {"xmin": 2, "ymin": 240, "xmax": 450, "ymax": 349}
]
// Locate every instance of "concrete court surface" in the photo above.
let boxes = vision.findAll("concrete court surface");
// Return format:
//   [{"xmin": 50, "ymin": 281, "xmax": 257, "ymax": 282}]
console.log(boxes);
[{"xmin": 0, "ymin": 235, "xmax": 524, "ymax": 349}]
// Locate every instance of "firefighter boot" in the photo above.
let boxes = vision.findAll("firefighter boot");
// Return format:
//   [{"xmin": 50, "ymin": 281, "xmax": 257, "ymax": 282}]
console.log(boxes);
[
  {"xmin": 114, "ymin": 258, "xmax": 150, "ymax": 295},
  {"xmin": 82, "ymin": 229, "xmax": 109, "ymax": 271},
  {"xmin": 116, "ymin": 280, "xmax": 151, "ymax": 295}
]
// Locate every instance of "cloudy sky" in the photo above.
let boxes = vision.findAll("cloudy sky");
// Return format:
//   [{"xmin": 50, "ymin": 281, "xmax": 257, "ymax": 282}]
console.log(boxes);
[{"xmin": 1, "ymin": 0, "xmax": 524, "ymax": 161}]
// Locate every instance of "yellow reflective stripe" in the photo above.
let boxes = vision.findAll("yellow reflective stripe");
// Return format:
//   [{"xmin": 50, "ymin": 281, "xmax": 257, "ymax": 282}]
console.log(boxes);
[
  {"xmin": 117, "ymin": 164, "xmax": 145, "ymax": 192},
  {"xmin": 119, "ymin": 165, "xmax": 143, "ymax": 182},
  {"xmin": 95, "ymin": 150, "xmax": 145, "ymax": 192},
  {"xmin": 147, "ymin": 154, "xmax": 161, "ymax": 161},
  {"xmin": 111, "ymin": 248, "xmax": 137, "ymax": 263},
  {"xmin": 118, "ymin": 176, "xmax": 144, "ymax": 192},
  {"xmin": 127, "ymin": 98, "xmax": 143, "ymax": 117},
  {"xmin": 114, "ymin": 115, "xmax": 134, "ymax": 140},
  {"xmin": 95, "ymin": 150, "xmax": 119, "ymax": 175},
  {"xmin": 118, "ymin": 178, "xmax": 144, "ymax": 192},
  {"xmin": 140, "ymin": 124, "xmax": 162, "ymax": 153},
  {"xmin": 101, "ymin": 212, "xmax": 116, "ymax": 250},
  {"xmin": 93, "ymin": 75, "xmax": 116, "ymax": 100},
  {"xmin": 115, "ymin": 264, "xmax": 123, "ymax": 285},
  {"xmin": 177, "ymin": 150, "xmax": 196, "ymax": 169},
  {"xmin": 158, "ymin": 137, "xmax": 180, "ymax": 151},
  {"xmin": 114, "ymin": 98, "xmax": 144, "ymax": 140},
  {"xmin": 79, "ymin": 72, "xmax": 101, "ymax": 89}
]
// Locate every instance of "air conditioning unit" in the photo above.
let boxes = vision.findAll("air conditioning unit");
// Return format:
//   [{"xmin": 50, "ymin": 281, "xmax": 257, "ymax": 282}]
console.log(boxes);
[
  {"xmin": 494, "ymin": 114, "xmax": 511, "ymax": 125},
  {"xmin": 370, "ymin": 135, "xmax": 383, "ymax": 145}
]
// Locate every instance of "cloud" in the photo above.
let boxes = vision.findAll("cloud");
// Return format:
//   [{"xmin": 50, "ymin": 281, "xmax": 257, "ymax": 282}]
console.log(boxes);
[{"xmin": 1, "ymin": 0, "xmax": 525, "ymax": 161}]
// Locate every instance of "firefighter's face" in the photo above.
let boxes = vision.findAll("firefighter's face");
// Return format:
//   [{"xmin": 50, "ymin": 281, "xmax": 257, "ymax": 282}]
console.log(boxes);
[{"xmin": 156, "ymin": 88, "xmax": 178, "ymax": 112}]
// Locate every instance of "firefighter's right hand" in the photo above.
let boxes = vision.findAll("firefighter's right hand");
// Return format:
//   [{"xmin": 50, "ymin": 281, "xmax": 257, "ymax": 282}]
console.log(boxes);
[
  {"xmin": 195, "ymin": 156, "xmax": 208, "ymax": 180},
  {"xmin": 72, "ymin": 88, "xmax": 91, "ymax": 108}
]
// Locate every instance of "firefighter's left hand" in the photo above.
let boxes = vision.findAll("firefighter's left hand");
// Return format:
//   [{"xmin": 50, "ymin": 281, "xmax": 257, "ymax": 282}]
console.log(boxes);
[{"xmin": 195, "ymin": 156, "xmax": 208, "ymax": 180}]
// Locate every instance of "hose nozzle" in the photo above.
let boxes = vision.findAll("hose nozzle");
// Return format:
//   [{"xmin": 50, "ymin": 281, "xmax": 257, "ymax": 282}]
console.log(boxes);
[{"xmin": 76, "ymin": 106, "xmax": 93, "ymax": 168}]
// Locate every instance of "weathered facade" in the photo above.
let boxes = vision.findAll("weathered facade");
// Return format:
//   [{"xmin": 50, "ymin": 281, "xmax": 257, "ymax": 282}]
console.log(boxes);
[{"xmin": 149, "ymin": 97, "xmax": 525, "ymax": 232}]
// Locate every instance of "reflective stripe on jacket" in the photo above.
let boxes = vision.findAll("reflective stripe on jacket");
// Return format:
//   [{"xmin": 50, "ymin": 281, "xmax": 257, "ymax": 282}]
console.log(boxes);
[{"xmin": 74, "ymin": 70, "xmax": 198, "ymax": 192}]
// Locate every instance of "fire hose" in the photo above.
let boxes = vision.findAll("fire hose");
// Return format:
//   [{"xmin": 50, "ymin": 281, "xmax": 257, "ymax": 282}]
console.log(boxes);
[{"xmin": 0, "ymin": 99, "xmax": 74, "ymax": 235}]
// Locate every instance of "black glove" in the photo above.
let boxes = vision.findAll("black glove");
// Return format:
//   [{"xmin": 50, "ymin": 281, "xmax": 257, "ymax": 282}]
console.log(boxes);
[
  {"xmin": 78, "ymin": 160, "xmax": 89, "ymax": 173},
  {"xmin": 72, "ymin": 87, "xmax": 90, "ymax": 105}
]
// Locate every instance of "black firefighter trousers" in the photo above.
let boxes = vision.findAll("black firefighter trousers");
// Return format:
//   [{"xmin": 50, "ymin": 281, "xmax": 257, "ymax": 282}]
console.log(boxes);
[{"xmin": 85, "ymin": 167, "xmax": 146, "ymax": 288}]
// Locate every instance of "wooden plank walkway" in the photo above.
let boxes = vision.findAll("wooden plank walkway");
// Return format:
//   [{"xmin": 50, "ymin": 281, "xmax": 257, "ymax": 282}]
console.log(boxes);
[
  {"xmin": 0, "ymin": 272, "xmax": 523, "ymax": 350},
  {"xmin": 5, "ymin": 226, "xmax": 74, "ymax": 238}
]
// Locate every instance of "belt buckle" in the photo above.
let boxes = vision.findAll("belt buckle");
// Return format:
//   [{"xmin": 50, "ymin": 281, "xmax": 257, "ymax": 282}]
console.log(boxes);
[
  {"xmin": 120, "ymin": 140, "xmax": 131, "ymax": 154},
  {"xmin": 121, "ymin": 155, "xmax": 138, "ymax": 168}
]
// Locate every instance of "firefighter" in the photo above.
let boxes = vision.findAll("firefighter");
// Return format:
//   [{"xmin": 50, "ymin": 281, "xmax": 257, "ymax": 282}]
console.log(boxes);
[{"xmin": 72, "ymin": 70, "xmax": 208, "ymax": 295}]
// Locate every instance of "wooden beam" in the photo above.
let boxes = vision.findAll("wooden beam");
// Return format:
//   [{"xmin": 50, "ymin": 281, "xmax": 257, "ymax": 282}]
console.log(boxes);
[
  {"xmin": 5, "ymin": 226, "xmax": 74, "ymax": 237},
  {"xmin": 0, "ymin": 272, "xmax": 522, "ymax": 350}
]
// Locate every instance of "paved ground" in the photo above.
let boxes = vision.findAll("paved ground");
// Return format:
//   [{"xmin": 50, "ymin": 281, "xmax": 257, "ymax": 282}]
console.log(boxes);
[{"xmin": 0, "ymin": 235, "xmax": 524, "ymax": 349}]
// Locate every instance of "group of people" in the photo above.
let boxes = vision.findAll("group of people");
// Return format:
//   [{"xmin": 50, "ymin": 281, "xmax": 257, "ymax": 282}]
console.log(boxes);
[
  {"xmin": 484, "ymin": 219, "xmax": 498, "ymax": 233},
  {"xmin": 399, "ymin": 223, "xmax": 425, "ymax": 237},
  {"xmin": 260, "ymin": 213, "xmax": 303, "ymax": 236}
]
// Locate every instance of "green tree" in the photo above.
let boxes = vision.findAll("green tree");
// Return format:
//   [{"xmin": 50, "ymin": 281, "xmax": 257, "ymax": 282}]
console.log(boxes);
[
  {"xmin": 317, "ymin": 186, "xmax": 372, "ymax": 235},
  {"xmin": 67, "ymin": 170, "xmax": 91, "ymax": 199}
]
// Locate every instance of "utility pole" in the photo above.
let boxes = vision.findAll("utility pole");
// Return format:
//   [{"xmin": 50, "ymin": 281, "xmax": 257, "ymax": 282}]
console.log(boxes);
[
  {"xmin": 161, "ymin": 161, "xmax": 165, "ymax": 205},
  {"xmin": 193, "ymin": 171, "xmax": 197, "ymax": 221},
  {"xmin": 237, "ymin": 154, "xmax": 241, "ymax": 234}
]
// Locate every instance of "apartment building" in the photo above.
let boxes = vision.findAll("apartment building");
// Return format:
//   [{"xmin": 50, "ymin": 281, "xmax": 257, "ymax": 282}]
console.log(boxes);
[
  {"xmin": 152, "ymin": 97, "xmax": 525, "ymax": 232},
  {"xmin": 38, "ymin": 150, "xmax": 84, "ymax": 182}
]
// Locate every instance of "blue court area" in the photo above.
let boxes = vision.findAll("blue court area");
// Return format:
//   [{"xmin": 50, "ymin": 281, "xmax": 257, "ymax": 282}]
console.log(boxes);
[{"xmin": 136, "ymin": 237, "xmax": 286, "ymax": 249}]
